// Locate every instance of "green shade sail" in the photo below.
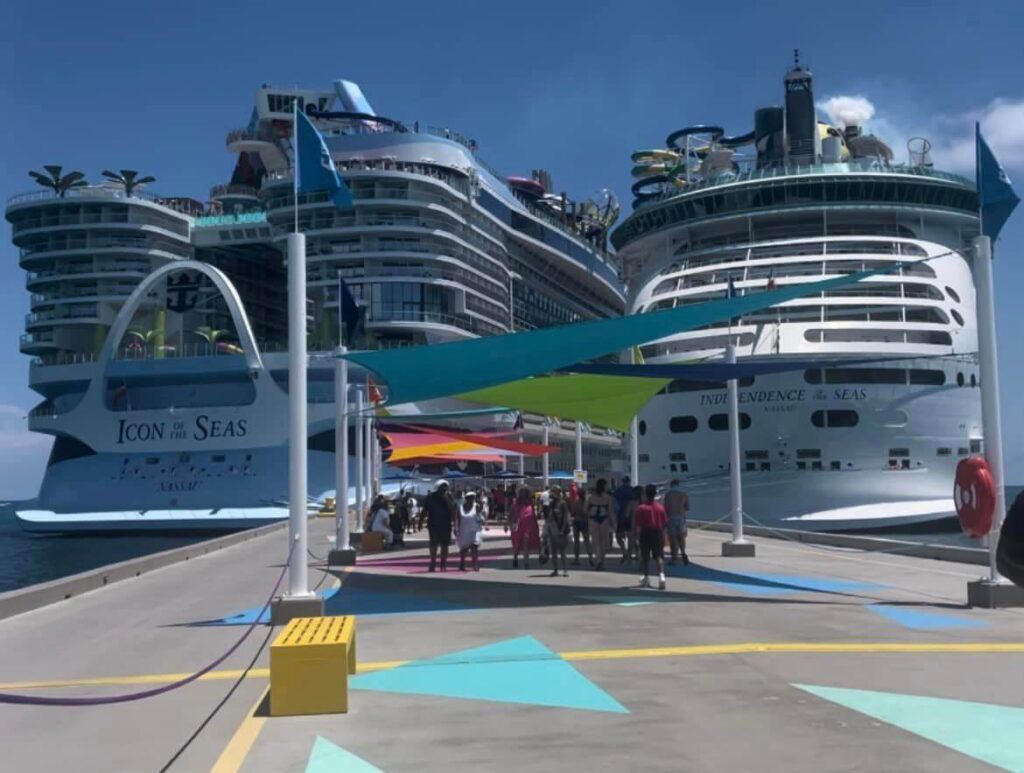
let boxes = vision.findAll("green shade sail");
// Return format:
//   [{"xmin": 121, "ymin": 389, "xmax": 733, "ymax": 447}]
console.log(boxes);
[
  {"xmin": 457, "ymin": 374, "xmax": 671, "ymax": 432},
  {"xmin": 344, "ymin": 262, "xmax": 912, "ymax": 405}
]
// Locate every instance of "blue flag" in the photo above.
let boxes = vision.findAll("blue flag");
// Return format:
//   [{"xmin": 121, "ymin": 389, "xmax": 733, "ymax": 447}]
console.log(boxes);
[
  {"xmin": 337, "ymin": 275, "xmax": 362, "ymax": 344},
  {"xmin": 977, "ymin": 122, "xmax": 1019, "ymax": 241},
  {"xmin": 295, "ymin": 109, "xmax": 353, "ymax": 208}
]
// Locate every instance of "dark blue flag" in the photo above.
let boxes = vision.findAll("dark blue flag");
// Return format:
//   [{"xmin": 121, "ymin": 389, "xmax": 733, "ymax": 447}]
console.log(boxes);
[
  {"xmin": 338, "ymin": 276, "xmax": 362, "ymax": 345},
  {"xmin": 977, "ymin": 122, "xmax": 1020, "ymax": 241}
]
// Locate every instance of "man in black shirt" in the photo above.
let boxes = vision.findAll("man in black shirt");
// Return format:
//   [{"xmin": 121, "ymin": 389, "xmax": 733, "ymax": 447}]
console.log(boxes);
[
  {"xmin": 997, "ymin": 490, "xmax": 1024, "ymax": 588},
  {"xmin": 425, "ymin": 480, "xmax": 456, "ymax": 572}
]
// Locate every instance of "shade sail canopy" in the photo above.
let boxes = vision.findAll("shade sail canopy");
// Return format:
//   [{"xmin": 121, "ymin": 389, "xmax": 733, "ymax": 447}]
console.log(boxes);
[
  {"xmin": 456, "ymin": 374, "xmax": 669, "ymax": 432},
  {"xmin": 383, "ymin": 430, "xmax": 555, "ymax": 463},
  {"xmin": 343, "ymin": 262, "xmax": 913, "ymax": 405}
]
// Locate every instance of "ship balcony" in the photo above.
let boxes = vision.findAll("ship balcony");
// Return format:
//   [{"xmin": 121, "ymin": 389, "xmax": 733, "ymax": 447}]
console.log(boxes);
[
  {"xmin": 226, "ymin": 127, "xmax": 288, "ymax": 172},
  {"xmin": 26, "ymin": 309, "xmax": 99, "ymax": 329},
  {"xmin": 26, "ymin": 262, "xmax": 152, "ymax": 289},
  {"xmin": 20, "ymin": 331, "xmax": 58, "ymax": 354}
]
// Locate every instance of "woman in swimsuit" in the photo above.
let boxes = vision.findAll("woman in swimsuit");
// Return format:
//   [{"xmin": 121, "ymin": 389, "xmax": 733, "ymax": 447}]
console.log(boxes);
[{"xmin": 587, "ymin": 478, "xmax": 614, "ymax": 570}]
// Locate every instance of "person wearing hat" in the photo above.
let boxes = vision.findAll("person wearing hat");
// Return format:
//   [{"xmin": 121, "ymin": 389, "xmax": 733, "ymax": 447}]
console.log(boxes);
[
  {"xmin": 368, "ymin": 494, "xmax": 394, "ymax": 548},
  {"xmin": 424, "ymin": 479, "xmax": 456, "ymax": 572},
  {"xmin": 543, "ymin": 486, "xmax": 571, "ymax": 577}
]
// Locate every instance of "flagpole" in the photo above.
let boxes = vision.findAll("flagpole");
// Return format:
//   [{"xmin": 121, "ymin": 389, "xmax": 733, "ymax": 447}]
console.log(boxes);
[
  {"xmin": 629, "ymin": 347, "xmax": 640, "ymax": 485},
  {"xmin": 723, "ymin": 277, "xmax": 753, "ymax": 557}
]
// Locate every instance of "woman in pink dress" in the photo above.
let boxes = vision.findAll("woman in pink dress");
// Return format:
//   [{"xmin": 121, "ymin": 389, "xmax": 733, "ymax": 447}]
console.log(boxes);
[{"xmin": 510, "ymin": 486, "xmax": 541, "ymax": 569}]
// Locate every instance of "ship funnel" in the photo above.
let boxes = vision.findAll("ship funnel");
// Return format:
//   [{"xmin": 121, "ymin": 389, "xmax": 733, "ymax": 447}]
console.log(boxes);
[
  {"xmin": 754, "ymin": 106, "xmax": 785, "ymax": 169},
  {"xmin": 784, "ymin": 51, "xmax": 817, "ymax": 164}
]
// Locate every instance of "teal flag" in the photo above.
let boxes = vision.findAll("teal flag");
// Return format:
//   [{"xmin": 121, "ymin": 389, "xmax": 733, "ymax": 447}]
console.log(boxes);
[
  {"xmin": 344, "ymin": 261, "xmax": 917, "ymax": 405},
  {"xmin": 977, "ymin": 122, "xmax": 1019, "ymax": 241},
  {"xmin": 295, "ymin": 109, "xmax": 352, "ymax": 208}
]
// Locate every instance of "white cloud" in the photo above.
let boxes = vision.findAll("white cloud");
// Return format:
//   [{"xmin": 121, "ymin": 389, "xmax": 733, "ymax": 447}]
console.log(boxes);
[
  {"xmin": 817, "ymin": 93, "xmax": 1024, "ymax": 175},
  {"xmin": 0, "ymin": 404, "xmax": 49, "ymax": 500}
]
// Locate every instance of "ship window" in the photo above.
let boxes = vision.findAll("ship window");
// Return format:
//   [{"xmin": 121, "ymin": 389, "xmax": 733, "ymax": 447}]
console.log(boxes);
[
  {"xmin": 901, "ymin": 459, "xmax": 911, "ymax": 469},
  {"xmin": 670, "ymin": 464, "xmax": 677, "ymax": 472},
  {"xmin": 811, "ymin": 461, "xmax": 823, "ymax": 470},
  {"xmin": 46, "ymin": 436, "xmax": 96, "ymax": 465},
  {"xmin": 745, "ymin": 462, "xmax": 756, "ymax": 472},
  {"xmin": 950, "ymin": 309, "xmax": 965, "ymax": 326},
  {"xmin": 745, "ymin": 450, "xmax": 769, "ymax": 460},
  {"xmin": 796, "ymin": 449, "xmax": 821, "ymax": 459},
  {"xmin": 937, "ymin": 448, "xmax": 952, "ymax": 456},
  {"xmin": 815, "ymin": 368, "xmax": 906, "ymax": 385},
  {"xmin": 958, "ymin": 447, "xmax": 969, "ymax": 456},
  {"xmin": 146, "ymin": 457, "xmax": 160, "ymax": 465},
  {"xmin": 830, "ymin": 461, "xmax": 841, "ymax": 471},
  {"xmin": 760, "ymin": 462, "xmax": 771, "ymax": 471},
  {"xmin": 909, "ymin": 369, "xmax": 945, "ymax": 385},
  {"xmin": 811, "ymin": 409, "xmax": 859, "ymax": 428},
  {"xmin": 945, "ymin": 286, "xmax": 961, "ymax": 303},
  {"xmin": 970, "ymin": 439, "xmax": 982, "ymax": 453},
  {"xmin": 212, "ymin": 455, "xmax": 226, "ymax": 463},
  {"xmin": 797, "ymin": 461, "xmax": 807, "ymax": 470},
  {"xmin": 889, "ymin": 448, "xmax": 910, "ymax": 457},
  {"xmin": 638, "ymin": 454, "xmax": 650, "ymax": 463},
  {"xmin": 669, "ymin": 452, "xmax": 687, "ymax": 461},
  {"xmin": 638, "ymin": 420, "xmax": 647, "ymax": 436},
  {"xmin": 708, "ymin": 413, "xmax": 751, "ymax": 431},
  {"xmin": 957, "ymin": 372, "xmax": 965, "ymax": 387},
  {"xmin": 971, "ymin": 373, "xmax": 977, "ymax": 387},
  {"xmin": 669, "ymin": 416, "xmax": 698, "ymax": 433}
]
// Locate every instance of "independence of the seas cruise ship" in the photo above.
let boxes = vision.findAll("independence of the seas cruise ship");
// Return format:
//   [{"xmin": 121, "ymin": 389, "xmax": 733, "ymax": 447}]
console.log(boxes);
[
  {"xmin": 612, "ymin": 58, "xmax": 983, "ymax": 531},
  {"xmin": 7, "ymin": 79, "xmax": 625, "ymax": 532}
]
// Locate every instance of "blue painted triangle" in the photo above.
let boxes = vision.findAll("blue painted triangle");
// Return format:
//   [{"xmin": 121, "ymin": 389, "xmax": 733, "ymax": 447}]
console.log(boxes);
[
  {"xmin": 867, "ymin": 604, "xmax": 988, "ymax": 630},
  {"xmin": 794, "ymin": 684, "xmax": 1024, "ymax": 772},
  {"xmin": 306, "ymin": 736, "xmax": 383, "ymax": 773},
  {"xmin": 351, "ymin": 635, "xmax": 628, "ymax": 713}
]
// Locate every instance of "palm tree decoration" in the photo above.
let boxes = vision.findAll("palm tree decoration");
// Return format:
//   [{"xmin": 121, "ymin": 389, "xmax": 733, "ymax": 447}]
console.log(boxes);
[
  {"xmin": 28, "ymin": 165, "xmax": 87, "ymax": 198},
  {"xmin": 124, "ymin": 327, "xmax": 161, "ymax": 353},
  {"xmin": 100, "ymin": 169, "xmax": 155, "ymax": 197},
  {"xmin": 194, "ymin": 326, "xmax": 231, "ymax": 345}
]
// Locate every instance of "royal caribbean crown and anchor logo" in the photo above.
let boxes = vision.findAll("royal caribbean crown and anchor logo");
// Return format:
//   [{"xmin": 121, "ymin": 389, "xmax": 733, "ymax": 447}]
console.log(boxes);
[{"xmin": 165, "ymin": 271, "xmax": 201, "ymax": 313}]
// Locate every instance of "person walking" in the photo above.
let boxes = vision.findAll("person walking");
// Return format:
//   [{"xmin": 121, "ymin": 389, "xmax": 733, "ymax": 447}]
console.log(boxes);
[
  {"xmin": 635, "ymin": 484, "xmax": 669, "ymax": 590},
  {"xmin": 616, "ymin": 485, "xmax": 640, "ymax": 564},
  {"xmin": 424, "ymin": 480, "xmax": 456, "ymax": 572},
  {"xmin": 571, "ymin": 486, "xmax": 591, "ymax": 565},
  {"xmin": 662, "ymin": 478, "xmax": 690, "ymax": 565},
  {"xmin": 587, "ymin": 478, "xmax": 614, "ymax": 570},
  {"xmin": 510, "ymin": 486, "xmax": 541, "ymax": 569},
  {"xmin": 543, "ymin": 486, "xmax": 571, "ymax": 577},
  {"xmin": 456, "ymin": 491, "xmax": 484, "ymax": 571}
]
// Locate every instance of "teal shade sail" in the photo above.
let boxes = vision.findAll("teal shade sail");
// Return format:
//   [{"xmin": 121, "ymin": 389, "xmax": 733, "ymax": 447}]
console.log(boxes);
[{"xmin": 344, "ymin": 262, "xmax": 913, "ymax": 405}]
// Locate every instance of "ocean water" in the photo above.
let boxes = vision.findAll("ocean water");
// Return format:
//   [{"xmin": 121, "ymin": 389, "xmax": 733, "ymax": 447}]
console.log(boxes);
[
  {"xmin": 0, "ymin": 503, "xmax": 207, "ymax": 593},
  {"xmin": 0, "ymin": 489, "xmax": 1019, "ymax": 593}
]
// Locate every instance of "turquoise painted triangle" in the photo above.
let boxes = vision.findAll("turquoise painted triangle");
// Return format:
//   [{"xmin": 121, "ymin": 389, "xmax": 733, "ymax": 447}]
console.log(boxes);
[
  {"xmin": 794, "ymin": 684, "xmax": 1024, "ymax": 772},
  {"xmin": 351, "ymin": 635, "xmax": 628, "ymax": 713},
  {"xmin": 306, "ymin": 736, "xmax": 383, "ymax": 773}
]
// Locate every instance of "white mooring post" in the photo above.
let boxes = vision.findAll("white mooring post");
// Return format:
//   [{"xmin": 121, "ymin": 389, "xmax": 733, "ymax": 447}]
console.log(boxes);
[
  {"xmin": 542, "ymin": 420, "xmax": 550, "ymax": 490},
  {"xmin": 722, "ymin": 342, "xmax": 755, "ymax": 557},
  {"xmin": 354, "ymin": 389, "xmax": 364, "ymax": 533},
  {"xmin": 575, "ymin": 421, "xmax": 583, "ymax": 474}
]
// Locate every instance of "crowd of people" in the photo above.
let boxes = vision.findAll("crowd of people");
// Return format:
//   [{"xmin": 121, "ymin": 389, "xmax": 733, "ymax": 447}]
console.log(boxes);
[{"xmin": 360, "ymin": 475, "xmax": 691, "ymax": 588}]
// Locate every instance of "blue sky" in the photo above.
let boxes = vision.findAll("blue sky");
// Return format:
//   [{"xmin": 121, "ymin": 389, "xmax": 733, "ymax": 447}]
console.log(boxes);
[{"xmin": 1, "ymin": 0, "xmax": 1023, "ymax": 498}]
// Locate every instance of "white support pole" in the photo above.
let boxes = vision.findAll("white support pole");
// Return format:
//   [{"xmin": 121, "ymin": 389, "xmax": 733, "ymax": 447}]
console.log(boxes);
[
  {"xmin": 372, "ymin": 420, "xmax": 381, "ymax": 494},
  {"xmin": 629, "ymin": 417, "xmax": 640, "ymax": 485},
  {"xmin": 363, "ymin": 402, "xmax": 373, "ymax": 503},
  {"xmin": 575, "ymin": 421, "xmax": 583, "ymax": 473},
  {"xmin": 725, "ymin": 342, "xmax": 750, "ymax": 551},
  {"xmin": 974, "ymin": 235, "xmax": 1006, "ymax": 583},
  {"xmin": 286, "ymin": 233, "xmax": 310, "ymax": 597},
  {"xmin": 517, "ymin": 430, "xmax": 525, "ymax": 476},
  {"xmin": 542, "ymin": 421, "xmax": 550, "ymax": 489},
  {"xmin": 335, "ymin": 346, "xmax": 350, "ymax": 551},
  {"xmin": 354, "ymin": 389, "xmax": 364, "ymax": 533}
]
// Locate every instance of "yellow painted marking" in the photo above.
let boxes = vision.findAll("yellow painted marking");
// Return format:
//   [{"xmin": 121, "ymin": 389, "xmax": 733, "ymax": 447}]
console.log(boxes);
[
  {"xmin": 209, "ymin": 686, "xmax": 268, "ymax": 773},
  {"xmin": 1, "ymin": 643, "xmax": 1021, "ymax": 692}
]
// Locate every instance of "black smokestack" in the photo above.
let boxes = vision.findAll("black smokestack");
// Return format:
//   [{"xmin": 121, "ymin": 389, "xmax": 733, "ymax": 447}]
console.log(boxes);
[{"xmin": 784, "ymin": 51, "xmax": 816, "ymax": 164}]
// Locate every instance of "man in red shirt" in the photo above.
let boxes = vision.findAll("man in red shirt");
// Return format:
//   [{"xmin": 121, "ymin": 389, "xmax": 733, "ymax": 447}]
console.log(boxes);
[{"xmin": 634, "ymin": 484, "xmax": 668, "ymax": 590}]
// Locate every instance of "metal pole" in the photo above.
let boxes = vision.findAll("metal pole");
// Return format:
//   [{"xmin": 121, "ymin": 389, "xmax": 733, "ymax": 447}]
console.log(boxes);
[
  {"xmin": 973, "ymin": 235, "xmax": 1006, "ymax": 582},
  {"xmin": 630, "ymin": 416, "xmax": 640, "ymax": 485},
  {"xmin": 286, "ymin": 232, "xmax": 310, "ymax": 597},
  {"xmin": 542, "ymin": 422, "xmax": 550, "ymax": 489},
  {"xmin": 575, "ymin": 421, "xmax": 583, "ymax": 472},
  {"xmin": 363, "ymin": 401, "xmax": 373, "ymax": 503},
  {"xmin": 726, "ymin": 342, "xmax": 745, "ymax": 544},
  {"xmin": 354, "ymin": 389, "xmax": 364, "ymax": 533},
  {"xmin": 335, "ymin": 346, "xmax": 350, "ymax": 551}
]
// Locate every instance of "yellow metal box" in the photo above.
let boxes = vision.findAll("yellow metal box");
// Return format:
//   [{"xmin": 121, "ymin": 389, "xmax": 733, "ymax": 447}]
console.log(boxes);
[{"xmin": 270, "ymin": 615, "xmax": 356, "ymax": 716}]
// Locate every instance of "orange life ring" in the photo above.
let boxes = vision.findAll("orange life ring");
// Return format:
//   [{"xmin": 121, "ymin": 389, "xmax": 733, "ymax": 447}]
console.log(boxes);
[{"xmin": 954, "ymin": 456, "xmax": 996, "ymax": 537}]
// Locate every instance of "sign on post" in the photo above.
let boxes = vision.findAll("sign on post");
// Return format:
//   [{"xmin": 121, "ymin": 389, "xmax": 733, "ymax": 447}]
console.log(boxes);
[{"xmin": 573, "ymin": 469, "xmax": 588, "ymax": 485}]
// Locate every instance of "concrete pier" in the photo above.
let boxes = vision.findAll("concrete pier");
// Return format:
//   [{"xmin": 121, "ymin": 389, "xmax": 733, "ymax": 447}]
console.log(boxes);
[{"xmin": 1, "ymin": 519, "xmax": 1023, "ymax": 772}]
